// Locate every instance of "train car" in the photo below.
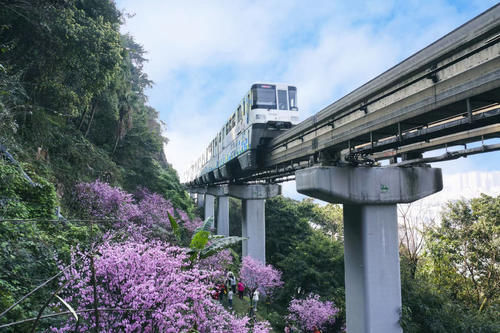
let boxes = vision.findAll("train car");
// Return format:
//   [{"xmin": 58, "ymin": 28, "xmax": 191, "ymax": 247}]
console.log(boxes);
[{"xmin": 185, "ymin": 83, "xmax": 299, "ymax": 184}]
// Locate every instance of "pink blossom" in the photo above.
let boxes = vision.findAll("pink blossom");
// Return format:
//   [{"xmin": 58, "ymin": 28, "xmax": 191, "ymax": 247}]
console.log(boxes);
[
  {"xmin": 240, "ymin": 256, "xmax": 283, "ymax": 297},
  {"xmin": 287, "ymin": 293, "xmax": 339, "ymax": 331},
  {"xmin": 53, "ymin": 241, "xmax": 269, "ymax": 332}
]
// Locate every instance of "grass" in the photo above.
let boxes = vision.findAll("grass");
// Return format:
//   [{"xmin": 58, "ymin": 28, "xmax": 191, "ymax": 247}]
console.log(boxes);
[{"xmin": 218, "ymin": 293, "xmax": 276, "ymax": 331}]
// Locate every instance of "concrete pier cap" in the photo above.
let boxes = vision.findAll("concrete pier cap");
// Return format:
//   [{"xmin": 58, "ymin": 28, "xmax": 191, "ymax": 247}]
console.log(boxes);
[
  {"xmin": 206, "ymin": 185, "xmax": 229, "ymax": 197},
  {"xmin": 296, "ymin": 165, "xmax": 443, "ymax": 204},
  {"xmin": 227, "ymin": 184, "xmax": 281, "ymax": 200},
  {"xmin": 190, "ymin": 187, "xmax": 207, "ymax": 195}
]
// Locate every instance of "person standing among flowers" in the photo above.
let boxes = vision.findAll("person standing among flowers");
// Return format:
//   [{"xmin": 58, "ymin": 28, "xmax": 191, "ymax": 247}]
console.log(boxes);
[
  {"xmin": 228, "ymin": 272, "xmax": 237, "ymax": 293},
  {"xmin": 252, "ymin": 290, "xmax": 259, "ymax": 311},
  {"xmin": 228, "ymin": 289, "xmax": 233, "ymax": 309},
  {"xmin": 237, "ymin": 281, "xmax": 245, "ymax": 299}
]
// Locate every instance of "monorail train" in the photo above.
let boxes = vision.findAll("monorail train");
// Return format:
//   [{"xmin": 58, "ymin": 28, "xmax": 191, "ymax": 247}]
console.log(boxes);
[{"xmin": 185, "ymin": 83, "xmax": 299, "ymax": 184}]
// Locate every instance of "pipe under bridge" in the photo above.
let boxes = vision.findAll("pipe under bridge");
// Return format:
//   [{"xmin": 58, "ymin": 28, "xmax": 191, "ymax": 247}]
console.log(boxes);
[{"xmin": 187, "ymin": 5, "xmax": 500, "ymax": 333}]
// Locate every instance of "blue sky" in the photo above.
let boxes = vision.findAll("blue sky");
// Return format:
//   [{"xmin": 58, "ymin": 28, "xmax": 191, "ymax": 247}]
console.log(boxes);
[{"xmin": 116, "ymin": 0, "xmax": 499, "ymax": 197}]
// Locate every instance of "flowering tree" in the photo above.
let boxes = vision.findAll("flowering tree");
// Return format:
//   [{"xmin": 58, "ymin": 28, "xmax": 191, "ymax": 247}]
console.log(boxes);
[
  {"xmin": 286, "ymin": 293, "xmax": 339, "ymax": 332},
  {"xmin": 74, "ymin": 180, "xmax": 140, "ymax": 225},
  {"xmin": 52, "ymin": 240, "xmax": 267, "ymax": 333},
  {"xmin": 51, "ymin": 181, "xmax": 270, "ymax": 332},
  {"xmin": 74, "ymin": 181, "xmax": 201, "ymax": 240},
  {"xmin": 198, "ymin": 249, "xmax": 233, "ymax": 280},
  {"xmin": 57, "ymin": 182, "xmax": 270, "ymax": 331},
  {"xmin": 240, "ymin": 256, "xmax": 283, "ymax": 304}
]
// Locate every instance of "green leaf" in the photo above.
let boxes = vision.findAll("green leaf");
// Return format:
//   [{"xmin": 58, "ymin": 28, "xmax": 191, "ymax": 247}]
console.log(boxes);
[
  {"xmin": 193, "ymin": 216, "xmax": 214, "ymax": 234},
  {"xmin": 56, "ymin": 295, "xmax": 78, "ymax": 321},
  {"xmin": 167, "ymin": 211, "xmax": 181, "ymax": 241},
  {"xmin": 190, "ymin": 230, "xmax": 210, "ymax": 251},
  {"xmin": 199, "ymin": 236, "xmax": 246, "ymax": 259}
]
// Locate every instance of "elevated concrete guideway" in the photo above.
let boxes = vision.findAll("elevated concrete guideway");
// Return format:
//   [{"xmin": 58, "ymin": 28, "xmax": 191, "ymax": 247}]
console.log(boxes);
[
  {"xmin": 186, "ymin": 5, "xmax": 500, "ymax": 333},
  {"xmin": 250, "ymin": 4, "xmax": 499, "ymax": 182}
]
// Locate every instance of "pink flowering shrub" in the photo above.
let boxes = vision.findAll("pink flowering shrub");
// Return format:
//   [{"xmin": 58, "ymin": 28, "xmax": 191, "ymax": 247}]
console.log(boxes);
[
  {"xmin": 253, "ymin": 320, "xmax": 273, "ymax": 332},
  {"xmin": 74, "ymin": 180, "xmax": 140, "ymax": 225},
  {"xmin": 136, "ymin": 190, "xmax": 175, "ymax": 228},
  {"xmin": 183, "ymin": 215, "xmax": 204, "ymax": 233},
  {"xmin": 198, "ymin": 248, "xmax": 233, "ymax": 280},
  {"xmin": 52, "ymin": 240, "xmax": 268, "ymax": 333},
  {"xmin": 61, "ymin": 182, "xmax": 271, "ymax": 332},
  {"xmin": 240, "ymin": 256, "xmax": 283, "ymax": 298},
  {"xmin": 286, "ymin": 293, "xmax": 339, "ymax": 331},
  {"xmin": 74, "ymin": 181, "xmax": 201, "ymax": 239}
]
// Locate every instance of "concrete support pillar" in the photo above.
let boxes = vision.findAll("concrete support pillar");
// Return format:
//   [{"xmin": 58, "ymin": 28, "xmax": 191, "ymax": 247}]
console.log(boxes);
[
  {"xmin": 227, "ymin": 184, "xmax": 281, "ymax": 264},
  {"xmin": 241, "ymin": 199, "xmax": 266, "ymax": 262},
  {"xmin": 204, "ymin": 194, "xmax": 215, "ymax": 226},
  {"xmin": 343, "ymin": 204, "xmax": 401, "ymax": 333},
  {"xmin": 217, "ymin": 196, "xmax": 229, "ymax": 236},
  {"xmin": 296, "ymin": 166, "xmax": 442, "ymax": 333},
  {"xmin": 197, "ymin": 193, "xmax": 204, "ymax": 208}
]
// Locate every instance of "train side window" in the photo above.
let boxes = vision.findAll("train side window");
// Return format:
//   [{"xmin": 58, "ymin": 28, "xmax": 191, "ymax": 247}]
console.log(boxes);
[
  {"xmin": 237, "ymin": 106, "xmax": 242, "ymax": 122},
  {"xmin": 288, "ymin": 86, "xmax": 298, "ymax": 111},
  {"xmin": 278, "ymin": 90, "xmax": 288, "ymax": 110}
]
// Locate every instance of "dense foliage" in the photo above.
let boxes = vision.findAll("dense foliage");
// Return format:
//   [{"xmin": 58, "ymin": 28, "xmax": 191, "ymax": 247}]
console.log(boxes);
[
  {"xmin": 0, "ymin": 1, "xmax": 193, "ymax": 330},
  {"xmin": 0, "ymin": 0, "xmax": 191, "ymax": 212},
  {"xmin": 0, "ymin": 161, "xmax": 89, "ymax": 329},
  {"xmin": 400, "ymin": 195, "xmax": 499, "ymax": 332}
]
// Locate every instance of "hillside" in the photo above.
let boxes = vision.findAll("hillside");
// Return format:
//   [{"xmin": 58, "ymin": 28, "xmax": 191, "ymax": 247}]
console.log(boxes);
[{"xmin": 0, "ymin": 0, "xmax": 191, "ymax": 213}]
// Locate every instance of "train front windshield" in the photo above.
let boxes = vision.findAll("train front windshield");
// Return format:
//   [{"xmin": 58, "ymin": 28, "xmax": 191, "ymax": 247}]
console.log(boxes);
[{"xmin": 252, "ymin": 84, "xmax": 276, "ymax": 109}]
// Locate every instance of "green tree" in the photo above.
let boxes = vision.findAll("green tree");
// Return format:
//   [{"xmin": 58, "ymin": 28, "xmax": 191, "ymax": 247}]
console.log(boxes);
[
  {"xmin": 263, "ymin": 197, "xmax": 346, "ymax": 331},
  {"xmin": 310, "ymin": 200, "xmax": 343, "ymax": 240},
  {"xmin": 423, "ymin": 194, "xmax": 499, "ymax": 313}
]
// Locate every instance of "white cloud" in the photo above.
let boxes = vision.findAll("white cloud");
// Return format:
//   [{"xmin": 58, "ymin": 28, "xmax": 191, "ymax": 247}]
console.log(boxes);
[
  {"xmin": 118, "ymin": 0, "xmax": 297, "ymax": 82},
  {"xmin": 116, "ymin": 0, "xmax": 499, "ymax": 181}
]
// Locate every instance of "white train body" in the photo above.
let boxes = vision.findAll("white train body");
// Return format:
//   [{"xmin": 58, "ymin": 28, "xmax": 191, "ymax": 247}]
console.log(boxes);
[{"xmin": 185, "ymin": 83, "xmax": 299, "ymax": 184}]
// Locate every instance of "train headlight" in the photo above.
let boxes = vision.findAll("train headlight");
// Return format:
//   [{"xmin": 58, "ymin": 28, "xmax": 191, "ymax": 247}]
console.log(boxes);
[
  {"xmin": 256, "ymin": 114, "xmax": 266, "ymax": 121},
  {"xmin": 291, "ymin": 116, "xmax": 299, "ymax": 121}
]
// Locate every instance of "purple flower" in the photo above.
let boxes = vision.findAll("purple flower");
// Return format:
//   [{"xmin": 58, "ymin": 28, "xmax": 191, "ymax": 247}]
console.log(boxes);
[
  {"xmin": 240, "ymin": 256, "xmax": 283, "ymax": 297},
  {"xmin": 287, "ymin": 293, "xmax": 339, "ymax": 331}
]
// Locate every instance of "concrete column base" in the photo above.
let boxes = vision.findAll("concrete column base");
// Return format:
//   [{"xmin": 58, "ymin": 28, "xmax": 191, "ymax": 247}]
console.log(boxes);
[
  {"xmin": 217, "ymin": 196, "xmax": 229, "ymax": 236},
  {"xmin": 296, "ymin": 166, "xmax": 442, "ymax": 333}
]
